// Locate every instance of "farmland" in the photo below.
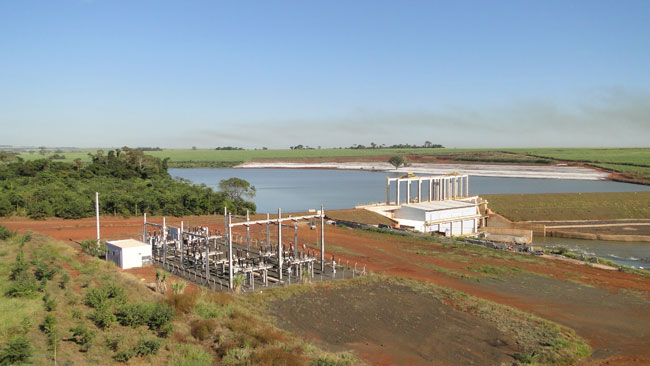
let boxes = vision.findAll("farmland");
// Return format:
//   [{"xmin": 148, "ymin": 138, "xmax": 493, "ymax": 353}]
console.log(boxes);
[
  {"xmin": 12, "ymin": 147, "xmax": 650, "ymax": 183},
  {"xmin": 484, "ymin": 191, "xmax": 650, "ymax": 222}
]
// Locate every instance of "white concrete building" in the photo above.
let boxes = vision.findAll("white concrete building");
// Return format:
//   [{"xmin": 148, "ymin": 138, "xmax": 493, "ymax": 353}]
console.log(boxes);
[
  {"xmin": 106, "ymin": 239, "xmax": 152, "ymax": 269},
  {"xmin": 393, "ymin": 199, "xmax": 482, "ymax": 236}
]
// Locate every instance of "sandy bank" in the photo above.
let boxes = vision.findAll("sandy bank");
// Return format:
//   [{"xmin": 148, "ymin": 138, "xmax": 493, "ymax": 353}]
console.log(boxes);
[{"xmin": 236, "ymin": 161, "xmax": 610, "ymax": 180}]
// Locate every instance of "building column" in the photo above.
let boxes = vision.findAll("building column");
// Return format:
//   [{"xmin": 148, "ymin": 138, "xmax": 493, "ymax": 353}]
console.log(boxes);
[
  {"xmin": 396, "ymin": 181, "xmax": 400, "ymax": 205},
  {"xmin": 418, "ymin": 179, "xmax": 422, "ymax": 203},
  {"xmin": 406, "ymin": 181, "xmax": 411, "ymax": 204},
  {"xmin": 428, "ymin": 179, "xmax": 433, "ymax": 202},
  {"xmin": 465, "ymin": 176, "xmax": 469, "ymax": 197}
]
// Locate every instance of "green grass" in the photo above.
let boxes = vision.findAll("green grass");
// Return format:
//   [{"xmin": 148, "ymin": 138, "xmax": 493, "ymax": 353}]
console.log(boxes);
[
  {"xmin": 504, "ymin": 147, "xmax": 650, "ymax": 167},
  {"xmin": 485, "ymin": 191, "xmax": 650, "ymax": 221}
]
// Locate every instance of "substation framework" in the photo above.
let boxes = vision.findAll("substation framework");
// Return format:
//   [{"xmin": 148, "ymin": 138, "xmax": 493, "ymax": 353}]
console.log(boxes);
[{"xmin": 143, "ymin": 206, "xmax": 366, "ymax": 293}]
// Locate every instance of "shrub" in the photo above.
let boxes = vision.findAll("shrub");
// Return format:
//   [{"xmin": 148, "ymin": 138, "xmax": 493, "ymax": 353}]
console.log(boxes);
[
  {"xmin": 116, "ymin": 302, "xmax": 174, "ymax": 330},
  {"xmin": 158, "ymin": 323, "xmax": 174, "ymax": 338},
  {"xmin": 169, "ymin": 344, "xmax": 213, "ymax": 366},
  {"xmin": 105, "ymin": 334, "xmax": 123, "ymax": 351},
  {"xmin": 89, "ymin": 304, "xmax": 116, "ymax": 329},
  {"xmin": 133, "ymin": 338, "xmax": 161, "ymax": 356},
  {"xmin": 166, "ymin": 292, "xmax": 197, "ymax": 314},
  {"xmin": 84, "ymin": 287, "xmax": 109, "ymax": 308},
  {"xmin": 171, "ymin": 281, "xmax": 187, "ymax": 294},
  {"xmin": 114, "ymin": 349, "xmax": 135, "ymax": 362},
  {"xmin": 0, "ymin": 335, "xmax": 32, "ymax": 366},
  {"xmin": 69, "ymin": 325, "xmax": 95, "ymax": 352},
  {"xmin": 39, "ymin": 315, "xmax": 56, "ymax": 334},
  {"xmin": 79, "ymin": 239, "xmax": 107, "ymax": 257},
  {"xmin": 190, "ymin": 319, "xmax": 217, "ymax": 341},
  {"xmin": 59, "ymin": 273, "xmax": 70, "ymax": 289},
  {"xmin": 116, "ymin": 303, "xmax": 149, "ymax": 327},
  {"xmin": 146, "ymin": 302, "xmax": 175, "ymax": 330},
  {"xmin": 0, "ymin": 225, "xmax": 15, "ymax": 240},
  {"xmin": 9, "ymin": 251, "xmax": 29, "ymax": 280},
  {"xmin": 43, "ymin": 293, "xmax": 57, "ymax": 312},
  {"xmin": 5, "ymin": 270, "xmax": 38, "ymax": 298}
]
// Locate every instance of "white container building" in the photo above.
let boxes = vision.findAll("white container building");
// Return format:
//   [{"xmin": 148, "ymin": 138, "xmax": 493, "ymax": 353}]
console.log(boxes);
[{"xmin": 105, "ymin": 239, "xmax": 152, "ymax": 269}]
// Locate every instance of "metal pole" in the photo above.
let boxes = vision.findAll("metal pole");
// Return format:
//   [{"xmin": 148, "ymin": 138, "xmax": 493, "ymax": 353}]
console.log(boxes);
[
  {"xmin": 294, "ymin": 223, "xmax": 298, "ymax": 258},
  {"xmin": 180, "ymin": 221, "xmax": 184, "ymax": 270},
  {"xmin": 320, "ymin": 205, "xmax": 325, "ymax": 272},
  {"xmin": 278, "ymin": 208, "xmax": 283, "ymax": 281},
  {"xmin": 266, "ymin": 213, "xmax": 270, "ymax": 252},
  {"xmin": 205, "ymin": 235, "xmax": 209, "ymax": 281},
  {"xmin": 95, "ymin": 192, "xmax": 100, "ymax": 248},
  {"xmin": 246, "ymin": 210, "xmax": 250, "ymax": 252},
  {"xmin": 223, "ymin": 206, "xmax": 227, "ymax": 245},
  {"xmin": 163, "ymin": 217, "xmax": 167, "ymax": 266},
  {"xmin": 228, "ymin": 214, "xmax": 233, "ymax": 290},
  {"xmin": 143, "ymin": 212, "xmax": 146, "ymax": 242}
]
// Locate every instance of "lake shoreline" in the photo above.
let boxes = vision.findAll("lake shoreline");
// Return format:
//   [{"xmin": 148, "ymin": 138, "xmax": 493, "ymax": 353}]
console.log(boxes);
[{"xmin": 235, "ymin": 161, "xmax": 611, "ymax": 180}]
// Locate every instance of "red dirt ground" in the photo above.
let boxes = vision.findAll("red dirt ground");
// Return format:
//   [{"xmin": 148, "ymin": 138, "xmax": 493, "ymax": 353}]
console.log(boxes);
[{"xmin": 2, "ymin": 216, "xmax": 649, "ymax": 365}]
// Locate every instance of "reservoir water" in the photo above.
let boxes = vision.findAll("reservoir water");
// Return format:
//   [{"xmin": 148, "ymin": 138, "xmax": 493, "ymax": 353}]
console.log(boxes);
[
  {"xmin": 533, "ymin": 236, "xmax": 650, "ymax": 269},
  {"xmin": 170, "ymin": 168, "xmax": 650, "ymax": 213},
  {"xmin": 170, "ymin": 168, "xmax": 650, "ymax": 268}
]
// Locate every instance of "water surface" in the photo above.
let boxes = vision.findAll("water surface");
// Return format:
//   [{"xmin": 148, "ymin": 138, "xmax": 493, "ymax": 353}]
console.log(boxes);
[
  {"xmin": 170, "ymin": 168, "xmax": 650, "ymax": 213},
  {"xmin": 534, "ymin": 236, "xmax": 650, "ymax": 269}
]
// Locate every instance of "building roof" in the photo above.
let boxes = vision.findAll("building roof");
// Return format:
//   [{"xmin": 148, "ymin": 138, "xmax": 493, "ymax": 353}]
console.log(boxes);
[
  {"xmin": 400, "ymin": 200, "xmax": 475, "ymax": 211},
  {"xmin": 106, "ymin": 239, "xmax": 148, "ymax": 249}
]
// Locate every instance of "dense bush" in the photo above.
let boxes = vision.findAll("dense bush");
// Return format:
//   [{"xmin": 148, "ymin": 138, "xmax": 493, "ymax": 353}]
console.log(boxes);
[
  {"xmin": 133, "ymin": 338, "xmax": 161, "ymax": 356},
  {"xmin": 116, "ymin": 302, "xmax": 174, "ymax": 330},
  {"xmin": 0, "ymin": 147, "xmax": 256, "ymax": 218},
  {"xmin": 5, "ymin": 251, "xmax": 38, "ymax": 297},
  {"xmin": 69, "ymin": 324, "xmax": 95, "ymax": 352},
  {"xmin": 0, "ymin": 225, "xmax": 14, "ymax": 240},
  {"xmin": 0, "ymin": 335, "xmax": 32, "ymax": 366},
  {"xmin": 90, "ymin": 304, "xmax": 116, "ymax": 329}
]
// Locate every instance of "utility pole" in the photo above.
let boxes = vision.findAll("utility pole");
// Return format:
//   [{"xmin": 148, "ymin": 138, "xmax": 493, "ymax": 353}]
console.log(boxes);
[{"xmin": 95, "ymin": 192, "xmax": 100, "ymax": 249}]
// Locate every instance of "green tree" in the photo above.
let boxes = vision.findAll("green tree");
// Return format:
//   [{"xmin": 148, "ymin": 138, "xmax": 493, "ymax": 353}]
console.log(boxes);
[
  {"xmin": 388, "ymin": 156, "xmax": 404, "ymax": 169},
  {"xmin": 219, "ymin": 178, "xmax": 256, "ymax": 200}
]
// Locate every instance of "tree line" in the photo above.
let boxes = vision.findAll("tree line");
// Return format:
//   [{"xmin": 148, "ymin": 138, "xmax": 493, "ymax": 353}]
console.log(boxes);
[{"xmin": 0, "ymin": 148, "xmax": 256, "ymax": 219}]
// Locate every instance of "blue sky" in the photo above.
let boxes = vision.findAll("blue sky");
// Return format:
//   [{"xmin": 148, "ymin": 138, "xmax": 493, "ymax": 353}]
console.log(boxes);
[{"xmin": 1, "ymin": 0, "xmax": 649, "ymax": 148}]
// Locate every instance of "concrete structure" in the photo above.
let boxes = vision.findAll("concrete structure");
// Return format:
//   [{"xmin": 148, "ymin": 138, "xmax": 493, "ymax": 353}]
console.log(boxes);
[
  {"xmin": 393, "ymin": 198, "xmax": 482, "ymax": 236},
  {"xmin": 386, "ymin": 174, "xmax": 469, "ymax": 205},
  {"xmin": 106, "ymin": 239, "xmax": 152, "ymax": 269}
]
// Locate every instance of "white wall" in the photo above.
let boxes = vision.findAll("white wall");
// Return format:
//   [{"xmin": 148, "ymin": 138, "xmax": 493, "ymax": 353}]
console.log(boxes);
[{"xmin": 106, "ymin": 244, "xmax": 152, "ymax": 269}]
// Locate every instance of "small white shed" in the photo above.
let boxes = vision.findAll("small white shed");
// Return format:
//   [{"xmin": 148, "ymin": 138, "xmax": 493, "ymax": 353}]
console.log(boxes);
[{"xmin": 105, "ymin": 239, "xmax": 152, "ymax": 269}]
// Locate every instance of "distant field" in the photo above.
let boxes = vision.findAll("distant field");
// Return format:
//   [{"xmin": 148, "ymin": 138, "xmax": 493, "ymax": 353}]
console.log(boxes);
[
  {"xmin": 504, "ymin": 148, "xmax": 650, "ymax": 182},
  {"xmin": 17, "ymin": 147, "xmax": 495, "ymax": 165},
  {"xmin": 14, "ymin": 147, "xmax": 650, "ymax": 183},
  {"xmin": 504, "ymin": 147, "xmax": 650, "ymax": 166},
  {"xmin": 484, "ymin": 191, "xmax": 650, "ymax": 221}
]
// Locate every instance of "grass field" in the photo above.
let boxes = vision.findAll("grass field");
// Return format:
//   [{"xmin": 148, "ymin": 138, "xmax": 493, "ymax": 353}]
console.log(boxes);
[
  {"xmin": 484, "ymin": 191, "xmax": 650, "ymax": 221},
  {"xmin": 504, "ymin": 148, "xmax": 650, "ymax": 182}
]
